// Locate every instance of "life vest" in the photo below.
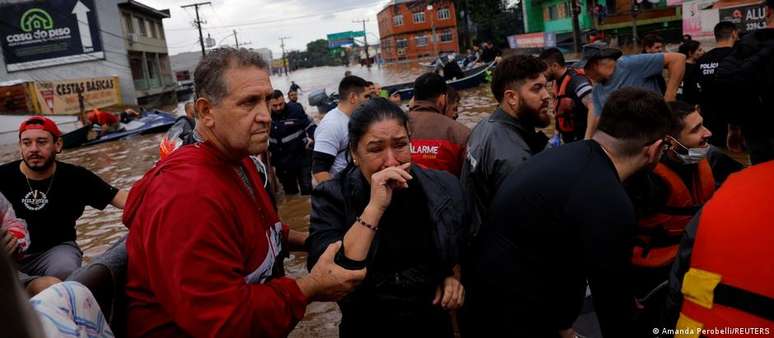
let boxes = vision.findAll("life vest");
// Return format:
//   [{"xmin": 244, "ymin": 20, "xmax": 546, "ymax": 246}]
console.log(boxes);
[
  {"xmin": 633, "ymin": 160, "xmax": 715, "ymax": 268},
  {"xmin": 555, "ymin": 68, "xmax": 588, "ymax": 134},
  {"xmin": 676, "ymin": 161, "xmax": 774, "ymax": 338}
]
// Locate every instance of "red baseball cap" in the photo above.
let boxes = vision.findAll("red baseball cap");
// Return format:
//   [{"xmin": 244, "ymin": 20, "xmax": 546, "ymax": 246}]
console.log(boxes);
[{"xmin": 18, "ymin": 115, "xmax": 62, "ymax": 138}]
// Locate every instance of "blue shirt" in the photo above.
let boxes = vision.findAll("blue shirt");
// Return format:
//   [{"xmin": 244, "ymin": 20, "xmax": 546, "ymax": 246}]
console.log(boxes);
[{"xmin": 592, "ymin": 54, "xmax": 665, "ymax": 116}]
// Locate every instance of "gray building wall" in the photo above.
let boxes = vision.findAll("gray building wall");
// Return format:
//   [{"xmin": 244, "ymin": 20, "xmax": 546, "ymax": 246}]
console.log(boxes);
[{"xmin": 0, "ymin": 0, "xmax": 138, "ymax": 105}]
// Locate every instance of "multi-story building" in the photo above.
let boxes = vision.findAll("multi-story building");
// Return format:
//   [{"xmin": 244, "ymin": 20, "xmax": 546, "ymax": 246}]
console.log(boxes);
[
  {"xmin": 0, "ymin": 0, "xmax": 175, "ymax": 107},
  {"xmin": 521, "ymin": 0, "xmax": 682, "ymax": 48},
  {"xmin": 377, "ymin": 0, "xmax": 460, "ymax": 62},
  {"xmin": 119, "ymin": 0, "xmax": 176, "ymax": 106}
]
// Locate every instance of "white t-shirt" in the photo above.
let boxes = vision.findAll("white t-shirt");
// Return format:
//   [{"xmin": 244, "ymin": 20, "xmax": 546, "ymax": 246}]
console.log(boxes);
[{"xmin": 313, "ymin": 107, "xmax": 350, "ymax": 176}]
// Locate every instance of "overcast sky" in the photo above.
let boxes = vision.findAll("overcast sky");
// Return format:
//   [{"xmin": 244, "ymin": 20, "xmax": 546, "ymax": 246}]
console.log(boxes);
[{"xmin": 140, "ymin": 0, "xmax": 391, "ymax": 58}]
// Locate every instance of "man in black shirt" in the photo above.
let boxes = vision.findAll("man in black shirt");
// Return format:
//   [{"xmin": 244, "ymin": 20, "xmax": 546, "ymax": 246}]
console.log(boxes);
[
  {"xmin": 269, "ymin": 90, "xmax": 315, "ymax": 195},
  {"xmin": 697, "ymin": 21, "xmax": 740, "ymax": 149},
  {"xmin": 0, "ymin": 116, "xmax": 126, "ymax": 285},
  {"xmin": 464, "ymin": 88, "xmax": 672, "ymax": 338},
  {"xmin": 539, "ymin": 48, "xmax": 594, "ymax": 142}
]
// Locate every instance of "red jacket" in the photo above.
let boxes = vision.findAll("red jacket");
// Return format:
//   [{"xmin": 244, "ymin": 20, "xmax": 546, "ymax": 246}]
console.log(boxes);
[
  {"xmin": 124, "ymin": 141, "xmax": 306, "ymax": 338},
  {"xmin": 408, "ymin": 101, "xmax": 471, "ymax": 176}
]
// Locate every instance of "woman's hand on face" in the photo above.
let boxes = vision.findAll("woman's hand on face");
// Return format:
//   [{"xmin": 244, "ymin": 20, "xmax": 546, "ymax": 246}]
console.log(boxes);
[
  {"xmin": 367, "ymin": 162, "xmax": 412, "ymax": 213},
  {"xmin": 433, "ymin": 275, "xmax": 465, "ymax": 311}
]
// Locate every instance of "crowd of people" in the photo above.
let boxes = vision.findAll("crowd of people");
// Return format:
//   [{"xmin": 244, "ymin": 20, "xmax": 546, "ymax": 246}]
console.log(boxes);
[{"xmin": 1, "ymin": 3, "xmax": 773, "ymax": 336}]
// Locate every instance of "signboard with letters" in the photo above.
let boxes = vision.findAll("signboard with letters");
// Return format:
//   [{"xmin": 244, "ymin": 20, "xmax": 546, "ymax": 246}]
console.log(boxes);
[
  {"xmin": 34, "ymin": 76, "xmax": 121, "ymax": 115},
  {"xmin": 683, "ymin": 0, "xmax": 767, "ymax": 39},
  {"xmin": 327, "ymin": 31, "xmax": 365, "ymax": 48},
  {"xmin": 0, "ymin": 0, "xmax": 104, "ymax": 72},
  {"xmin": 507, "ymin": 32, "xmax": 557, "ymax": 49}
]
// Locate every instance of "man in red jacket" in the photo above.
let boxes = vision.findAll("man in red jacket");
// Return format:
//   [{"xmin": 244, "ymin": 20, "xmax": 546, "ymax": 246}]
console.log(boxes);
[{"xmin": 124, "ymin": 47, "xmax": 365, "ymax": 338}]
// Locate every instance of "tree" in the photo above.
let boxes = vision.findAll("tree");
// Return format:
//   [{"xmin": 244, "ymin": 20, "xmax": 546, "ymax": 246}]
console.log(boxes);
[{"xmin": 453, "ymin": 0, "xmax": 522, "ymax": 49}]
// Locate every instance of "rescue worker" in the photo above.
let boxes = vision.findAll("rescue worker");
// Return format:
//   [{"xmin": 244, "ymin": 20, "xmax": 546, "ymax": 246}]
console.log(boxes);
[
  {"xmin": 625, "ymin": 101, "xmax": 742, "ymax": 336},
  {"xmin": 268, "ymin": 90, "xmax": 315, "ymax": 196},
  {"xmin": 539, "ymin": 47, "xmax": 594, "ymax": 142},
  {"xmin": 407, "ymin": 73, "xmax": 470, "ymax": 176},
  {"xmin": 696, "ymin": 21, "xmax": 740, "ymax": 149},
  {"xmin": 287, "ymin": 90, "xmax": 305, "ymax": 114},
  {"xmin": 665, "ymin": 160, "xmax": 774, "ymax": 336}
]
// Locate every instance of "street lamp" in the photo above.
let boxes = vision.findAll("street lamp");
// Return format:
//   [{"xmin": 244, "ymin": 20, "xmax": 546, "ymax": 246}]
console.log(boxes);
[{"xmin": 428, "ymin": 5, "xmax": 438, "ymax": 57}]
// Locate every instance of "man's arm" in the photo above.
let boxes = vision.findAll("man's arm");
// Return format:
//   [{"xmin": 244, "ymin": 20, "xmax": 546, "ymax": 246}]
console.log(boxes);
[
  {"xmin": 663, "ymin": 52, "xmax": 686, "ymax": 102},
  {"xmin": 312, "ymin": 151, "xmax": 335, "ymax": 184},
  {"xmin": 583, "ymin": 95, "xmax": 598, "ymax": 139},
  {"xmin": 111, "ymin": 190, "xmax": 128, "ymax": 209}
]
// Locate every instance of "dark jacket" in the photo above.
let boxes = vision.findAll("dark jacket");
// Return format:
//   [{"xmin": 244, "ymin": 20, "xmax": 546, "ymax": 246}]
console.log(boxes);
[
  {"xmin": 269, "ymin": 103, "xmax": 314, "ymax": 169},
  {"xmin": 307, "ymin": 165, "xmax": 468, "ymax": 271},
  {"xmin": 460, "ymin": 107, "xmax": 547, "ymax": 237},
  {"xmin": 716, "ymin": 28, "xmax": 774, "ymax": 163}
]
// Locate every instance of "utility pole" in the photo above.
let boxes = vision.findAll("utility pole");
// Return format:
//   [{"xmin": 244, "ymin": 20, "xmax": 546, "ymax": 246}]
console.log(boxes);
[
  {"xmin": 181, "ymin": 2, "xmax": 212, "ymax": 57},
  {"xmin": 279, "ymin": 36, "xmax": 290, "ymax": 76},
  {"xmin": 233, "ymin": 29, "xmax": 239, "ymax": 48},
  {"xmin": 631, "ymin": 0, "xmax": 640, "ymax": 50},
  {"xmin": 353, "ymin": 19, "xmax": 371, "ymax": 67},
  {"xmin": 571, "ymin": 0, "xmax": 582, "ymax": 53},
  {"xmin": 428, "ymin": 5, "xmax": 438, "ymax": 57}
]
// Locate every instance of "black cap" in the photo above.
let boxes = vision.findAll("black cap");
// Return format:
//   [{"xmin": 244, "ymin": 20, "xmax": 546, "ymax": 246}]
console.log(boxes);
[{"xmin": 574, "ymin": 42, "xmax": 623, "ymax": 69}]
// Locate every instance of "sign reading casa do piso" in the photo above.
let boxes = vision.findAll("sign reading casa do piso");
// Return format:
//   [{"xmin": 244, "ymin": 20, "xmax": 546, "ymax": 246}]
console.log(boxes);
[{"xmin": 0, "ymin": 0, "xmax": 104, "ymax": 72}]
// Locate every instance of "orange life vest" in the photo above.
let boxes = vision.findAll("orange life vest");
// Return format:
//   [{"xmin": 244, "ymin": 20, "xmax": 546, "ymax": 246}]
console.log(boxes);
[
  {"xmin": 633, "ymin": 160, "xmax": 715, "ymax": 268},
  {"xmin": 675, "ymin": 161, "xmax": 774, "ymax": 338},
  {"xmin": 555, "ymin": 68, "xmax": 587, "ymax": 134}
]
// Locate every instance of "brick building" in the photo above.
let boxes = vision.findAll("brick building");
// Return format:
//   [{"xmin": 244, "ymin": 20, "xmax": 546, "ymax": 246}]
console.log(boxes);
[{"xmin": 377, "ymin": 0, "xmax": 460, "ymax": 63}]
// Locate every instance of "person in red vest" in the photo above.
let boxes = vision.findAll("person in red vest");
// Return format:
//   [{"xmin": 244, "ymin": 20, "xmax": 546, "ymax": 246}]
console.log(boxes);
[
  {"xmin": 86, "ymin": 108, "xmax": 120, "ymax": 135},
  {"xmin": 408, "ymin": 72, "xmax": 470, "ymax": 176},
  {"xmin": 626, "ymin": 101, "xmax": 743, "ymax": 336},
  {"xmin": 665, "ymin": 160, "xmax": 774, "ymax": 337}
]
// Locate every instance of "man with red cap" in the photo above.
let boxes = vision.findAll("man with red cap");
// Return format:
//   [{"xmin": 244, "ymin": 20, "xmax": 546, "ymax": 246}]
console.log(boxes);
[{"xmin": 0, "ymin": 116, "xmax": 127, "ymax": 292}]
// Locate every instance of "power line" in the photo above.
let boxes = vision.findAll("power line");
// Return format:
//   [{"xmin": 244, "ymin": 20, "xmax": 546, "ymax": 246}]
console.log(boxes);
[
  {"xmin": 181, "ymin": 2, "xmax": 212, "ymax": 57},
  {"xmin": 166, "ymin": 0, "xmax": 386, "ymax": 31}
]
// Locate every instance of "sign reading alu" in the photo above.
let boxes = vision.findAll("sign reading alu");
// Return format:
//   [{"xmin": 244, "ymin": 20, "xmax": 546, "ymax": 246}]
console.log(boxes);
[{"xmin": 0, "ymin": 0, "xmax": 104, "ymax": 72}]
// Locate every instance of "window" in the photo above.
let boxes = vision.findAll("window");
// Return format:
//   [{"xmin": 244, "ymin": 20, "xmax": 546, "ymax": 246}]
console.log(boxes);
[
  {"xmin": 137, "ymin": 17, "xmax": 147, "ymax": 36},
  {"xmin": 415, "ymin": 34, "xmax": 428, "ymax": 47},
  {"xmin": 413, "ymin": 12, "xmax": 425, "ymax": 23},
  {"xmin": 157, "ymin": 22, "xmax": 165, "ymax": 39},
  {"xmin": 123, "ymin": 13, "xmax": 133, "ymax": 33},
  {"xmin": 548, "ymin": 5, "xmax": 559, "ymax": 20},
  {"xmin": 440, "ymin": 29, "xmax": 453, "ymax": 43},
  {"xmin": 438, "ymin": 8, "xmax": 450, "ymax": 20},
  {"xmin": 393, "ymin": 15, "xmax": 404, "ymax": 26},
  {"xmin": 149, "ymin": 20, "xmax": 158, "ymax": 39},
  {"xmin": 396, "ymin": 38, "xmax": 408, "ymax": 48}
]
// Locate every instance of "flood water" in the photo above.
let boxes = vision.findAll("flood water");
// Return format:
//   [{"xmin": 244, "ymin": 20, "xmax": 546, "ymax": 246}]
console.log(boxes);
[{"xmin": 0, "ymin": 63, "xmax": 500, "ymax": 337}]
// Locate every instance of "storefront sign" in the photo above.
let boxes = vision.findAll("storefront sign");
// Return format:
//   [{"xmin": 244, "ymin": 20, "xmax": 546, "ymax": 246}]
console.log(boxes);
[
  {"xmin": 34, "ymin": 76, "xmax": 121, "ymax": 115},
  {"xmin": 507, "ymin": 32, "xmax": 557, "ymax": 49},
  {"xmin": 0, "ymin": 0, "xmax": 104, "ymax": 72},
  {"xmin": 719, "ymin": 3, "xmax": 768, "ymax": 33}
]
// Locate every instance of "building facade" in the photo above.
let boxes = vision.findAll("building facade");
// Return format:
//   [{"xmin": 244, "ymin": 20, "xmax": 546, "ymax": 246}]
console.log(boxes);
[
  {"xmin": 0, "ymin": 0, "xmax": 174, "ymax": 108},
  {"xmin": 118, "ymin": 1, "xmax": 175, "ymax": 106},
  {"xmin": 377, "ymin": 0, "xmax": 460, "ymax": 62},
  {"xmin": 521, "ymin": 0, "xmax": 682, "ymax": 47}
]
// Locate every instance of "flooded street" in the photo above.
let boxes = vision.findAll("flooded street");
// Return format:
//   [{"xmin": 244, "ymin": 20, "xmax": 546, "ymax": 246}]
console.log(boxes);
[{"xmin": 0, "ymin": 63, "xmax": 500, "ymax": 337}]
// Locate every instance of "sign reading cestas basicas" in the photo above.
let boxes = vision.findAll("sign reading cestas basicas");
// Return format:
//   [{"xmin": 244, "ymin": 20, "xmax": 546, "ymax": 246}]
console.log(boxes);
[{"xmin": 0, "ymin": 0, "xmax": 104, "ymax": 72}]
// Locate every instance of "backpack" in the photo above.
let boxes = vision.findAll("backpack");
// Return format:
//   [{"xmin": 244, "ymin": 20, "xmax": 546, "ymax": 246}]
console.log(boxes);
[{"xmin": 555, "ymin": 68, "xmax": 588, "ymax": 134}]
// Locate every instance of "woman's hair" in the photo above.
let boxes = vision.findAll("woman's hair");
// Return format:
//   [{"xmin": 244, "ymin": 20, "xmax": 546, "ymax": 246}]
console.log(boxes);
[
  {"xmin": 348, "ymin": 97, "xmax": 410, "ymax": 154},
  {"xmin": 678, "ymin": 40, "xmax": 701, "ymax": 58}
]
